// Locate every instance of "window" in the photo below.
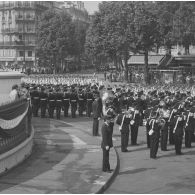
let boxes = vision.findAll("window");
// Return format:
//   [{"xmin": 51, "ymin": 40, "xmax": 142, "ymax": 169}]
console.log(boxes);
[
  {"xmin": 19, "ymin": 51, "xmax": 24, "ymax": 57},
  {"xmin": 28, "ymin": 51, "xmax": 32, "ymax": 57},
  {"xmin": 19, "ymin": 35, "xmax": 23, "ymax": 40}
]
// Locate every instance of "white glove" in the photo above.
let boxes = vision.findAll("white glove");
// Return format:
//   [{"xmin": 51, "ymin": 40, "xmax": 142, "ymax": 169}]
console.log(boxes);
[
  {"xmin": 119, "ymin": 126, "xmax": 122, "ymax": 131},
  {"xmin": 149, "ymin": 129, "xmax": 154, "ymax": 136},
  {"xmin": 105, "ymin": 146, "xmax": 109, "ymax": 150}
]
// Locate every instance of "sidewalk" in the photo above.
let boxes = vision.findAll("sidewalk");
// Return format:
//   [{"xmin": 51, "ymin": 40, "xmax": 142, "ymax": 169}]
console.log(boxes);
[{"xmin": 0, "ymin": 117, "xmax": 119, "ymax": 194}]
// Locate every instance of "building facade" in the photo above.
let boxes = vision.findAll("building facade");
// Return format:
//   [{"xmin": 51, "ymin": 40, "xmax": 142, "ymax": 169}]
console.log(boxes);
[{"xmin": 0, "ymin": 1, "xmax": 60, "ymax": 70}]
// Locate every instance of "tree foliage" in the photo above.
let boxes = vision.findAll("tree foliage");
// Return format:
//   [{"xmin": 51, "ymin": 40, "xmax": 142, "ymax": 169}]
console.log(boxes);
[
  {"xmin": 85, "ymin": 1, "xmax": 195, "ymax": 84},
  {"xmin": 37, "ymin": 9, "xmax": 88, "ymax": 73}
]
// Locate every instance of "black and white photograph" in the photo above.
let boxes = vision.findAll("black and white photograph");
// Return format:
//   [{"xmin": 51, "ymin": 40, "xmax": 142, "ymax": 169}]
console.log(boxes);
[{"xmin": 0, "ymin": 0, "xmax": 195, "ymax": 194}]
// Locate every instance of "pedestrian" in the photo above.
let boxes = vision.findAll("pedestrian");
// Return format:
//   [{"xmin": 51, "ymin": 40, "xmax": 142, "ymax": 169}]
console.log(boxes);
[{"xmin": 101, "ymin": 115, "xmax": 113, "ymax": 173}]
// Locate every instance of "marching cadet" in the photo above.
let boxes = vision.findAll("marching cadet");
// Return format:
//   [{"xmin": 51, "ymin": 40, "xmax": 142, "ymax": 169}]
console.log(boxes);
[
  {"xmin": 62, "ymin": 88, "xmax": 70, "ymax": 117},
  {"xmin": 86, "ymin": 88, "xmax": 94, "ymax": 117},
  {"xmin": 48, "ymin": 89, "xmax": 56, "ymax": 118},
  {"xmin": 172, "ymin": 110, "xmax": 185, "ymax": 155},
  {"xmin": 30, "ymin": 86, "xmax": 40, "ymax": 117},
  {"xmin": 145, "ymin": 106, "xmax": 156, "ymax": 148},
  {"xmin": 101, "ymin": 115, "xmax": 113, "ymax": 173},
  {"xmin": 55, "ymin": 88, "xmax": 63, "ymax": 119},
  {"xmin": 167, "ymin": 105, "xmax": 177, "ymax": 145},
  {"xmin": 130, "ymin": 105, "xmax": 141, "ymax": 146},
  {"xmin": 184, "ymin": 107, "xmax": 195, "ymax": 148},
  {"xmin": 159, "ymin": 101, "xmax": 170, "ymax": 151},
  {"xmin": 39, "ymin": 87, "xmax": 48, "ymax": 118},
  {"xmin": 116, "ymin": 109, "xmax": 132, "ymax": 152},
  {"xmin": 148, "ymin": 111, "xmax": 162, "ymax": 159},
  {"xmin": 70, "ymin": 87, "xmax": 78, "ymax": 118},
  {"xmin": 78, "ymin": 88, "xmax": 85, "ymax": 116}
]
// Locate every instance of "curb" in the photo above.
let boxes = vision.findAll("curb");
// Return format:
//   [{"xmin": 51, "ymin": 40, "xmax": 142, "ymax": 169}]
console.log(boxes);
[
  {"xmin": 96, "ymin": 147, "xmax": 120, "ymax": 194},
  {"xmin": 38, "ymin": 118, "xmax": 120, "ymax": 194}
]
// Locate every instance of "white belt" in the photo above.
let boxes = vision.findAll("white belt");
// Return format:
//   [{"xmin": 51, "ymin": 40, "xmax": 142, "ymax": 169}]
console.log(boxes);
[
  {"xmin": 41, "ymin": 98, "xmax": 47, "ymax": 101},
  {"xmin": 57, "ymin": 100, "xmax": 62, "ymax": 102},
  {"xmin": 49, "ymin": 100, "xmax": 55, "ymax": 101},
  {"xmin": 63, "ymin": 99, "xmax": 69, "ymax": 101},
  {"xmin": 34, "ymin": 97, "xmax": 39, "ymax": 99},
  {"xmin": 87, "ymin": 99, "xmax": 92, "ymax": 100},
  {"xmin": 71, "ymin": 100, "xmax": 77, "ymax": 102}
]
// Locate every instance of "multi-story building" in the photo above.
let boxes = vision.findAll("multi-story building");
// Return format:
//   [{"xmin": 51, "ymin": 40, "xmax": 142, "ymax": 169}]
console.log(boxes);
[
  {"xmin": 0, "ymin": 1, "xmax": 60, "ymax": 70},
  {"xmin": 60, "ymin": 1, "xmax": 89, "ymax": 23}
]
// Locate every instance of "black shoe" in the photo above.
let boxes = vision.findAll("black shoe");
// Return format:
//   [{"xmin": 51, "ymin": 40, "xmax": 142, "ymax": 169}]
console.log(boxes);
[
  {"xmin": 105, "ymin": 170, "xmax": 113, "ymax": 173},
  {"xmin": 121, "ymin": 149, "xmax": 128, "ymax": 152},
  {"xmin": 176, "ymin": 152, "xmax": 183, "ymax": 155}
]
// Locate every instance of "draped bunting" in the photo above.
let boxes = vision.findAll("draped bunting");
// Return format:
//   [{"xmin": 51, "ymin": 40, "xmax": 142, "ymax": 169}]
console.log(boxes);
[
  {"xmin": 0, "ymin": 99, "xmax": 28, "ymax": 120},
  {"xmin": 0, "ymin": 103, "xmax": 29, "ymax": 130}
]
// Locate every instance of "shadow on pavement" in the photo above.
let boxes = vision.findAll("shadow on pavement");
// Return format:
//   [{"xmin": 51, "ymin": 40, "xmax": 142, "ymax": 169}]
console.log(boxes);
[{"xmin": 0, "ymin": 120, "xmax": 74, "ymax": 192}]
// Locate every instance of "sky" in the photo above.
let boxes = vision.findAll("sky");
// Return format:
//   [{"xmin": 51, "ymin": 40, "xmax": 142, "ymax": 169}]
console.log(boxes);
[{"xmin": 83, "ymin": 1, "xmax": 101, "ymax": 14}]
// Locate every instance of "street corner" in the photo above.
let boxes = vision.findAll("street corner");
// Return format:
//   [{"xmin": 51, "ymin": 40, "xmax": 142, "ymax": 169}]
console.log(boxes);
[{"xmin": 91, "ymin": 147, "xmax": 120, "ymax": 194}]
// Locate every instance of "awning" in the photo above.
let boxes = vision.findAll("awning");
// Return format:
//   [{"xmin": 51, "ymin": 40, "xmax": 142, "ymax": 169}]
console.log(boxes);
[{"xmin": 128, "ymin": 55, "xmax": 164, "ymax": 65}]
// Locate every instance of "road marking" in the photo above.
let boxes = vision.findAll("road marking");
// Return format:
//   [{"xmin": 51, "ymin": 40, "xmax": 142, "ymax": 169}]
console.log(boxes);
[
  {"xmin": 69, "ymin": 134, "xmax": 87, "ymax": 145},
  {"xmin": 93, "ymin": 180, "xmax": 106, "ymax": 185}
]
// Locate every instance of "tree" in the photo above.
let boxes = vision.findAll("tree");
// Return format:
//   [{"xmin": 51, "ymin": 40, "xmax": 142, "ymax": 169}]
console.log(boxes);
[
  {"xmin": 37, "ymin": 10, "xmax": 77, "ymax": 73},
  {"xmin": 173, "ymin": 2, "xmax": 195, "ymax": 54},
  {"xmin": 134, "ymin": 2, "xmax": 160, "ymax": 84},
  {"xmin": 85, "ymin": 2, "xmax": 136, "ymax": 81}
]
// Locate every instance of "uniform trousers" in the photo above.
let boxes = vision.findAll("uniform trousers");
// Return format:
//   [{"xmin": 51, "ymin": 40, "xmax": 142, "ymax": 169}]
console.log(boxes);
[
  {"xmin": 40, "ymin": 101, "xmax": 47, "ymax": 118},
  {"xmin": 131, "ymin": 124, "xmax": 139, "ymax": 145},
  {"xmin": 121, "ymin": 127, "xmax": 129, "ymax": 151},
  {"xmin": 185, "ymin": 128, "xmax": 193, "ymax": 148},
  {"xmin": 63, "ymin": 101, "xmax": 69, "ymax": 117},
  {"xmin": 93, "ymin": 118, "xmax": 99, "ymax": 136},
  {"xmin": 146, "ymin": 122, "xmax": 150, "ymax": 148},
  {"xmin": 168, "ymin": 123, "xmax": 174, "ymax": 145},
  {"xmin": 102, "ymin": 148, "xmax": 110, "ymax": 171},
  {"xmin": 86, "ymin": 100, "xmax": 92, "ymax": 117},
  {"xmin": 174, "ymin": 134, "xmax": 183, "ymax": 154},
  {"xmin": 150, "ymin": 132, "xmax": 160, "ymax": 158},
  {"xmin": 71, "ymin": 102, "xmax": 77, "ymax": 118},
  {"xmin": 161, "ymin": 124, "xmax": 168, "ymax": 151}
]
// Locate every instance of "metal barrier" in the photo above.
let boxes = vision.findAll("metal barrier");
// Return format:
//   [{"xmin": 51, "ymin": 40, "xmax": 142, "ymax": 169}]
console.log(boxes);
[{"xmin": 0, "ymin": 98, "xmax": 32, "ymax": 155}]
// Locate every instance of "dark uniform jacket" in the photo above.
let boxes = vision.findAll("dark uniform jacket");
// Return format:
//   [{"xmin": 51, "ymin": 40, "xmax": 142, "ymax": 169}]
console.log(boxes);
[
  {"xmin": 101, "ymin": 123, "xmax": 113, "ymax": 149},
  {"xmin": 92, "ymin": 98, "xmax": 102, "ymax": 118}
]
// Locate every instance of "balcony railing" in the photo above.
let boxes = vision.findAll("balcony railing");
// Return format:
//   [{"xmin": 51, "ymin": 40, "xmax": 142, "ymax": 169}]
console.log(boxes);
[
  {"xmin": 15, "ymin": 15, "xmax": 35, "ymax": 21},
  {"xmin": 1, "ymin": 28, "xmax": 36, "ymax": 34},
  {"xmin": 0, "ymin": 41, "xmax": 36, "ymax": 47}
]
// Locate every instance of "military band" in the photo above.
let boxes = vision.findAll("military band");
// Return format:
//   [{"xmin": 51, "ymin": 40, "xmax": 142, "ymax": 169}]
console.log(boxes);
[{"xmin": 19, "ymin": 74, "xmax": 195, "ymax": 163}]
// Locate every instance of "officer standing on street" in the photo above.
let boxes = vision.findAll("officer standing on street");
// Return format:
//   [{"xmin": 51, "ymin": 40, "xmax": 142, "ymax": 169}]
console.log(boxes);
[
  {"xmin": 30, "ymin": 86, "xmax": 40, "ymax": 117},
  {"xmin": 101, "ymin": 115, "xmax": 113, "ymax": 173}
]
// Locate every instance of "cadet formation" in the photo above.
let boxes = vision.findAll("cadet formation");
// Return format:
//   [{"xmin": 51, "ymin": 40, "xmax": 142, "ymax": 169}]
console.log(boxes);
[{"xmin": 18, "ymin": 74, "xmax": 195, "ymax": 172}]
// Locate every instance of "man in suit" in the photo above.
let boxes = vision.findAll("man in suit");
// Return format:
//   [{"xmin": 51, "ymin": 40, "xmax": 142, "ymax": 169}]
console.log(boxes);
[
  {"xmin": 101, "ymin": 115, "xmax": 113, "ymax": 173},
  {"xmin": 92, "ymin": 92, "xmax": 102, "ymax": 136}
]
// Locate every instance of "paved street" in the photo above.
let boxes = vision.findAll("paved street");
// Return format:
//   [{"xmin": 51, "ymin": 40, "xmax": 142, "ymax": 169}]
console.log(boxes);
[
  {"xmin": 0, "ymin": 114, "xmax": 195, "ymax": 193},
  {"xmin": 0, "ymin": 117, "xmax": 117, "ymax": 194}
]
